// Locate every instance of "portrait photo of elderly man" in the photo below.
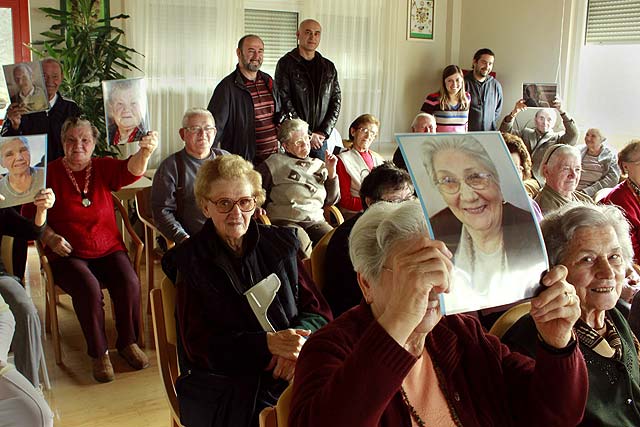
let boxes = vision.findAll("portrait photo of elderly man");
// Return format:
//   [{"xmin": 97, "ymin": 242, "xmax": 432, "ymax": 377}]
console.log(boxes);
[
  {"xmin": 397, "ymin": 132, "xmax": 548, "ymax": 315},
  {"xmin": 102, "ymin": 78, "xmax": 149, "ymax": 145},
  {"xmin": 2, "ymin": 62, "xmax": 49, "ymax": 114}
]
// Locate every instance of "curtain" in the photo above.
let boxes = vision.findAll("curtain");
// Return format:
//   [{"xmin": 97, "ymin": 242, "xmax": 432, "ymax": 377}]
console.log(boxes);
[{"xmin": 123, "ymin": 0, "xmax": 398, "ymax": 166}]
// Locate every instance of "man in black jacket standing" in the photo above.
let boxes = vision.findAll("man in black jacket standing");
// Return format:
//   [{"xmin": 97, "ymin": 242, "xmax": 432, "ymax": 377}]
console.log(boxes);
[
  {"xmin": 275, "ymin": 19, "xmax": 341, "ymax": 160},
  {"xmin": 208, "ymin": 35, "xmax": 280, "ymax": 165},
  {"xmin": 2, "ymin": 58, "xmax": 80, "ymax": 164}
]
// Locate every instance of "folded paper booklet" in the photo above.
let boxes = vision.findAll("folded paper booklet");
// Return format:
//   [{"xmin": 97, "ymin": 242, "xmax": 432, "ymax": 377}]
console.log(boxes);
[
  {"xmin": 396, "ymin": 131, "xmax": 548, "ymax": 314},
  {"xmin": 244, "ymin": 273, "xmax": 281, "ymax": 332}
]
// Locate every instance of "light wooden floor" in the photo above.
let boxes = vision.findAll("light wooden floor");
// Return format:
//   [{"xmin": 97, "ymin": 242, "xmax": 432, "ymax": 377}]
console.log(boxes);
[{"xmin": 25, "ymin": 246, "xmax": 170, "ymax": 427}]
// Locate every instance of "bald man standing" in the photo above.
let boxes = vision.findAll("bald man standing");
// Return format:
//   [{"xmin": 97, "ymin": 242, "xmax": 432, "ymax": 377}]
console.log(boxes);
[{"xmin": 275, "ymin": 19, "xmax": 341, "ymax": 160}]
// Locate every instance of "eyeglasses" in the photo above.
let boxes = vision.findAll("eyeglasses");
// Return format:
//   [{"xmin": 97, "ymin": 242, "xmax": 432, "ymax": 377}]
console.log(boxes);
[
  {"xmin": 357, "ymin": 127, "xmax": 378, "ymax": 138},
  {"xmin": 184, "ymin": 126, "xmax": 216, "ymax": 134},
  {"xmin": 380, "ymin": 195, "xmax": 416, "ymax": 204},
  {"xmin": 288, "ymin": 134, "xmax": 310, "ymax": 147},
  {"xmin": 207, "ymin": 196, "xmax": 256, "ymax": 213},
  {"xmin": 436, "ymin": 173, "xmax": 494, "ymax": 194}
]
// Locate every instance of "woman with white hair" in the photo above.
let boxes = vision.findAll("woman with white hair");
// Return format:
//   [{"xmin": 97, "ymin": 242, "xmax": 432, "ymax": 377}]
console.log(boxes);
[
  {"xmin": 577, "ymin": 128, "xmax": 620, "ymax": 197},
  {"xmin": 0, "ymin": 136, "xmax": 45, "ymax": 208},
  {"xmin": 503, "ymin": 202, "xmax": 640, "ymax": 426},
  {"xmin": 256, "ymin": 118, "xmax": 339, "ymax": 257},
  {"xmin": 289, "ymin": 199, "xmax": 588, "ymax": 427}
]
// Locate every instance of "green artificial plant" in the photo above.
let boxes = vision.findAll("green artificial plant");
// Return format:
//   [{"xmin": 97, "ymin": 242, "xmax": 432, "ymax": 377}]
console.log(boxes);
[{"xmin": 31, "ymin": 0, "xmax": 142, "ymax": 156}]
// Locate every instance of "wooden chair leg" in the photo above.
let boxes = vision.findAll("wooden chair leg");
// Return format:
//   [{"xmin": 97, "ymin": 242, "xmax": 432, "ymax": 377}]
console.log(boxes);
[{"xmin": 47, "ymin": 285, "xmax": 62, "ymax": 365}]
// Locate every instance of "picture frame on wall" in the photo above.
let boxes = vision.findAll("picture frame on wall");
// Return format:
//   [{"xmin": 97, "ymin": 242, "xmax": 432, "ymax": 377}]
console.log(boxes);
[{"xmin": 408, "ymin": 0, "xmax": 434, "ymax": 41}]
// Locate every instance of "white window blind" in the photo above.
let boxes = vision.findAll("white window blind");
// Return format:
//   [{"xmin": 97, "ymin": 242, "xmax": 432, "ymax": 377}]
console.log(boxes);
[
  {"xmin": 244, "ymin": 9, "xmax": 298, "ymax": 76},
  {"xmin": 586, "ymin": 0, "xmax": 640, "ymax": 44}
]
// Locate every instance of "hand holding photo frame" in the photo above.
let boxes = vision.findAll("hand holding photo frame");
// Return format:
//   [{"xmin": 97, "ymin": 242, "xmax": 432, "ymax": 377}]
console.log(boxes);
[
  {"xmin": 0, "ymin": 134, "xmax": 47, "ymax": 209},
  {"xmin": 396, "ymin": 132, "xmax": 548, "ymax": 314},
  {"xmin": 2, "ymin": 62, "xmax": 50, "ymax": 115},
  {"xmin": 522, "ymin": 83, "xmax": 558, "ymax": 108},
  {"xmin": 102, "ymin": 77, "xmax": 150, "ymax": 146}
]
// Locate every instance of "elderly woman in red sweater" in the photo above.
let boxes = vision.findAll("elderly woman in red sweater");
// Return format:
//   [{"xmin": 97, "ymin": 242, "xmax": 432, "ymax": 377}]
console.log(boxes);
[
  {"xmin": 34, "ymin": 117, "xmax": 157, "ymax": 383},
  {"xmin": 289, "ymin": 199, "xmax": 588, "ymax": 427}
]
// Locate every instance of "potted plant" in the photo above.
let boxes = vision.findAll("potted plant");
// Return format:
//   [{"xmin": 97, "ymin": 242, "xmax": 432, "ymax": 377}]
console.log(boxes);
[{"xmin": 31, "ymin": 0, "xmax": 142, "ymax": 156}]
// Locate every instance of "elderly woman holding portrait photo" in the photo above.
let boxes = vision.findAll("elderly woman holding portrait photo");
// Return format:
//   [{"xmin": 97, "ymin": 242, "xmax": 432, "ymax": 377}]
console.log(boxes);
[
  {"xmin": 0, "ymin": 136, "xmax": 45, "ymax": 207},
  {"xmin": 289, "ymin": 200, "xmax": 588, "ymax": 427},
  {"xmin": 423, "ymin": 136, "xmax": 546, "ymax": 312},
  {"xmin": 503, "ymin": 203, "xmax": 640, "ymax": 427},
  {"xmin": 26, "ymin": 117, "xmax": 158, "ymax": 383},
  {"xmin": 106, "ymin": 79, "xmax": 147, "ymax": 145}
]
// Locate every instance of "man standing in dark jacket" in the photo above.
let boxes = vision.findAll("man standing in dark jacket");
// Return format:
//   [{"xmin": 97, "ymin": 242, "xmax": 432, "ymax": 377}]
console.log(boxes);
[
  {"xmin": 2, "ymin": 58, "xmax": 81, "ymax": 164},
  {"xmin": 464, "ymin": 48, "xmax": 503, "ymax": 131},
  {"xmin": 275, "ymin": 19, "xmax": 341, "ymax": 160},
  {"xmin": 208, "ymin": 35, "xmax": 280, "ymax": 165}
]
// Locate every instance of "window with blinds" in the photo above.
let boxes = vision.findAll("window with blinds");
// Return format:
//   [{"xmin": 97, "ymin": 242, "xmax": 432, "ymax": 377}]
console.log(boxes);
[
  {"xmin": 244, "ymin": 9, "xmax": 298, "ymax": 76},
  {"xmin": 586, "ymin": 0, "xmax": 640, "ymax": 44}
]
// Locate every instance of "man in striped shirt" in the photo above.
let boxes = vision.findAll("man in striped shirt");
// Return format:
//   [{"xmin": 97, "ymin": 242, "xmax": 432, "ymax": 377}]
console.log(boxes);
[{"xmin": 208, "ymin": 35, "xmax": 280, "ymax": 164}]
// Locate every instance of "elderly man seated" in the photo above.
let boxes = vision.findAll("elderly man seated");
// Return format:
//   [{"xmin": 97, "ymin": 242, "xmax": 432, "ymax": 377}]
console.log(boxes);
[
  {"xmin": 392, "ymin": 112, "xmax": 436, "ymax": 171},
  {"xmin": 151, "ymin": 108, "xmax": 227, "ymax": 244},
  {"xmin": 500, "ymin": 98, "xmax": 578, "ymax": 183},
  {"xmin": 256, "ymin": 118, "xmax": 339, "ymax": 257},
  {"xmin": 535, "ymin": 144, "xmax": 593, "ymax": 215}
]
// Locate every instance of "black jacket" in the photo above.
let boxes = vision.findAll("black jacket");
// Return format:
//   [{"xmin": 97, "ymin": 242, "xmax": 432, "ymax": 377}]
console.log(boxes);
[
  {"xmin": 275, "ymin": 48, "xmax": 341, "ymax": 138},
  {"xmin": 207, "ymin": 67, "xmax": 280, "ymax": 163},
  {"xmin": 162, "ymin": 219, "xmax": 330, "ymax": 427},
  {"xmin": 1, "ymin": 92, "xmax": 81, "ymax": 163}
]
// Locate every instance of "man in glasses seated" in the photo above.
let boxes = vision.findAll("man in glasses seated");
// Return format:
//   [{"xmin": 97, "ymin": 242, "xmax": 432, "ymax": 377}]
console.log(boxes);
[
  {"xmin": 256, "ymin": 118, "xmax": 339, "ymax": 258},
  {"xmin": 534, "ymin": 144, "xmax": 593, "ymax": 216},
  {"xmin": 151, "ymin": 108, "xmax": 227, "ymax": 244}
]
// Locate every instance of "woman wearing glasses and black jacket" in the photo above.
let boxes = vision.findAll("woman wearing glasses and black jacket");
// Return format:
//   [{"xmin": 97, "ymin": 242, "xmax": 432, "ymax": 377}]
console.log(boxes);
[{"xmin": 162, "ymin": 154, "xmax": 331, "ymax": 427}]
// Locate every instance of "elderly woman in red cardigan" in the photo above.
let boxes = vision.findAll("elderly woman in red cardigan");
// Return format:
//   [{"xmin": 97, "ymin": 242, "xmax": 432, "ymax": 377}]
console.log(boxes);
[
  {"xmin": 289, "ymin": 199, "xmax": 588, "ymax": 427},
  {"xmin": 32, "ymin": 117, "xmax": 157, "ymax": 383}
]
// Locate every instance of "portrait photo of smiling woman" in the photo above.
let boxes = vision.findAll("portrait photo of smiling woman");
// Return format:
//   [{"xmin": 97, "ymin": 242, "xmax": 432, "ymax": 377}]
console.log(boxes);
[
  {"xmin": 397, "ymin": 133, "xmax": 548, "ymax": 315},
  {"xmin": 0, "ymin": 135, "xmax": 46, "ymax": 208},
  {"xmin": 102, "ymin": 78, "xmax": 149, "ymax": 146}
]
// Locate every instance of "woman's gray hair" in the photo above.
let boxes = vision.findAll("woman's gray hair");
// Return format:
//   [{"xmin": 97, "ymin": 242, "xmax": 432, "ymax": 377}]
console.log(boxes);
[
  {"xmin": 421, "ymin": 135, "xmax": 500, "ymax": 186},
  {"xmin": 538, "ymin": 144, "xmax": 580, "ymax": 176},
  {"xmin": 0, "ymin": 136, "xmax": 30, "ymax": 154},
  {"xmin": 278, "ymin": 118, "xmax": 309, "ymax": 144},
  {"xmin": 541, "ymin": 202, "xmax": 633, "ymax": 267},
  {"xmin": 349, "ymin": 199, "xmax": 428, "ymax": 284}
]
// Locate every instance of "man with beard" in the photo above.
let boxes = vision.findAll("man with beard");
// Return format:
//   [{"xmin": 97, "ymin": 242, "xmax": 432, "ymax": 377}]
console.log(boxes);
[
  {"xmin": 464, "ymin": 48, "xmax": 503, "ymax": 131},
  {"xmin": 151, "ymin": 108, "xmax": 228, "ymax": 244},
  {"xmin": 207, "ymin": 35, "xmax": 280, "ymax": 164}
]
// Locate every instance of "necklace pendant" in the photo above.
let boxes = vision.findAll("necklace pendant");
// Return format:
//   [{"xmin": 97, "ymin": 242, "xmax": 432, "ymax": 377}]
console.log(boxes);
[{"xmin": 82, "ymin": 197, "xmax": 92, "ymax": 208}]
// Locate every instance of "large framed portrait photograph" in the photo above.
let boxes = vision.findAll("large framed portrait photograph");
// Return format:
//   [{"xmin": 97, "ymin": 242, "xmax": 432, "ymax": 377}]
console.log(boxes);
[
  {"xmin": 522, "ymin": 82, "xmax": 558, "ymax": 108},
  {"xmin": 0, "ymin": 134, "xmax": 47, "ymax": 209},
  {"xmin": 102, "ymin": 77, "xmax": 149, "ymax": 146},
  {"xmin": 396, "ymin": 132, "xmax": 548, "ymax": 314},
  {"xmin": 2, "ymin": 61, "xmax": 50, "ymax": 115}
]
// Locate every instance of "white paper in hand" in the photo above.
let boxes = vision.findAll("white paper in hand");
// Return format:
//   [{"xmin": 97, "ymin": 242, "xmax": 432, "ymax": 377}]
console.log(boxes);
[{"xmin": 244, "ymin": 273, "xmax": 281, "ymax": 332}]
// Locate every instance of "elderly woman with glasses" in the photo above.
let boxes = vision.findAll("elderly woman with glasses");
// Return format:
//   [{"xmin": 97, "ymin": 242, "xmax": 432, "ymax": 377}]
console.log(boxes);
[
  {"xmin": 503, "ymin": 203, "xmax": 640, "ymax": 427},
  {"xmin": 423, "ymin": 135, "xmax": 546, "ymax": 314},
  {"xmin": 289, "ymin": 199, "xmax": 588, "ymax": 427},
  {"xmin": 163, "ymin": 154, "xmax": 331, "ymax": 427},
  {"xmin": 256, "ymin": 118, "xmax": 339, "ymax": 257},
  {"xmin": 336, "ymin": 114, "xmax": 385, "ymax": 218}
]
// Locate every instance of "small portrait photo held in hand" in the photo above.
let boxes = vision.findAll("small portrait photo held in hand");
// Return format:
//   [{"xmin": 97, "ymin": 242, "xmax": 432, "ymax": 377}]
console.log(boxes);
[
  {"xmin": 102, "ymin": 77, "xmax": 149, "ymax": 146},
  {"xmin": 0, "ymin": 134, "xmax": 47, "ymax": 208},
  {"xmin": 2, "ymin": 61, "xmax": 50, "ymax": 114}
]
